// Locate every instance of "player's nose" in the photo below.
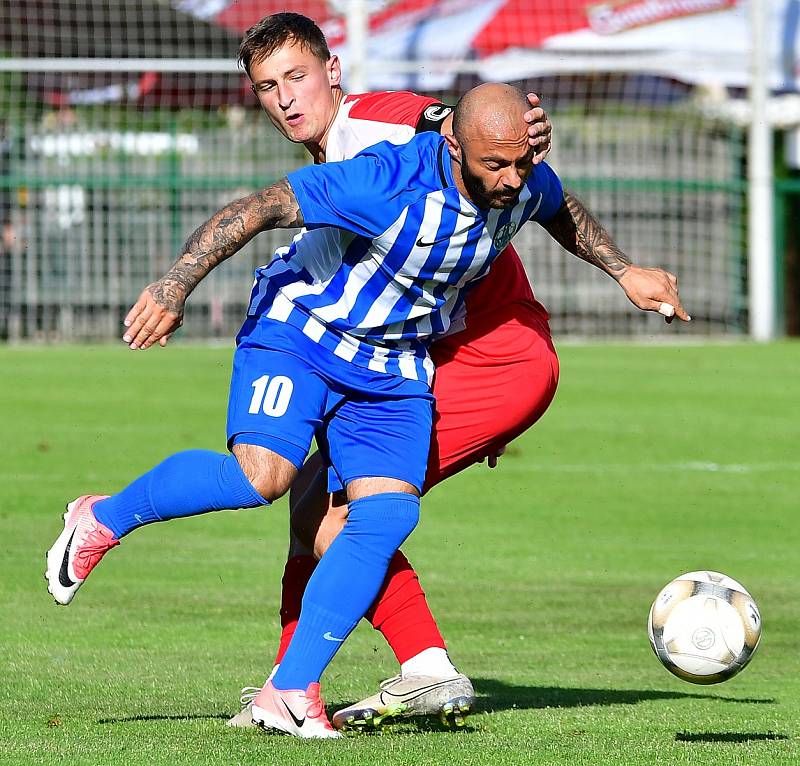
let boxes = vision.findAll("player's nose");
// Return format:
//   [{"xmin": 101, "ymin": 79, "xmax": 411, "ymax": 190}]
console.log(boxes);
[
  {"xmin": 501, "ymin": 167, "xmax": 522, "ymax": 189},
  {"xmin": 277, "ymin": 84, "xmax": 294, "ymax": 110}
]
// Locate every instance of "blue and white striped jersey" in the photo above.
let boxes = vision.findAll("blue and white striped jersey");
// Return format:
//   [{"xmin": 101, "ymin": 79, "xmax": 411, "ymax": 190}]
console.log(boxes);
[{"xmin": 247, "ymin": 132, "xmax": 563, "ymax": 385}]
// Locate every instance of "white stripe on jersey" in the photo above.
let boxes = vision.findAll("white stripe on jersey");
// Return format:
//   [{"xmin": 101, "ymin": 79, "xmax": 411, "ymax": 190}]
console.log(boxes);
[
  {"xmin": 333, "ymin": 335, "xmax": 359, "ymax": 363},
  {"xmin": 358, "ymin": 192, "xmax": 447, "ymax": 332},
  {"xmin": 398, "ymin": 354, "xmax": 420, "ymax": 381},
  {"xmin": 265, "ymin": 291, "xmax": 295, "ymax": 323},
  {"xmin": 422, "ymin": 355, "xmax": 436, "ymax": 383},
  {"xmin": 302, "ymin": 315, "xmax": 326, "ymax": 343},
  {"xmin": 311, "ymin": 207, "xmax": 409, "ymax": 327},
  {"xmin": 366, "ymin": 344, "xmax": 390, "ymax": 374}
]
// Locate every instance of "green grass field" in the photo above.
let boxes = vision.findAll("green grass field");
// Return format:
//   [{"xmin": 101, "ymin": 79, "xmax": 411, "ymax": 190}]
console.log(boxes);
[{"xmin": 1, "ymin": 342, "xmax": 798, "ymax": 765}]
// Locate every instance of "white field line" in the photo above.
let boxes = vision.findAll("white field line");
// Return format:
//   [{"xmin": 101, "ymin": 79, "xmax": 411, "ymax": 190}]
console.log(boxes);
[{"xmin": 498, "ymin": 461, "xmax": 800, "ymax": 475}]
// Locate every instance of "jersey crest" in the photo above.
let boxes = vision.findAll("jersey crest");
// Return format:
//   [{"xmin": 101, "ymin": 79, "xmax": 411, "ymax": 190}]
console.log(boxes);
[{"xmin": 493, "ymin": 220, "xmax": 519, "ymax": 252}]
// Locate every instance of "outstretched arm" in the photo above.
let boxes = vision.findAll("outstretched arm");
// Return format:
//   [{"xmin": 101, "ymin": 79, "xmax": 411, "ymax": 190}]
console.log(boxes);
[
  {"xmin": 541, "ymin": 190, "xmax": 691, "ymax": 323},
  {"xmin": 123, "ymin": 178, "xmax": 303, "ymax": 350}
]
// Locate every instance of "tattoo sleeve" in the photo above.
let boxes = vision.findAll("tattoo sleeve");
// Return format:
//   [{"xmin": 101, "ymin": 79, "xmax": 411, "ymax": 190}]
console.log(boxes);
[
  {"xmin": 541, "ymin": 190, "xmax": 631, "ymax": 280},
  {"xmin": 150, "ymin": 178, "xmax": 303, "ymax": 307}
]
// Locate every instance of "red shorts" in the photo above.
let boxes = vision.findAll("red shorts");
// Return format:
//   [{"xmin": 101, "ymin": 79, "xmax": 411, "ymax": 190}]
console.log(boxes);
[{"xmin": 423, "ymin": 246, "xmax": 559, "ymax": 491}]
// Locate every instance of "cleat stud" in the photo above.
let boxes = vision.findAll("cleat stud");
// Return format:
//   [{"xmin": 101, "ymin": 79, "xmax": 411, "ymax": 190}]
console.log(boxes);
[{"xmin": 439, "ymin": 697, "xmax": 473, "ymax": 728}]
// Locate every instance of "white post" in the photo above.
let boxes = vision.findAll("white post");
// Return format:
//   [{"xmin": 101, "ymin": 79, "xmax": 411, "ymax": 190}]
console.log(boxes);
[
  {"xmin": 748, "ymin": 0, "xmax": 776, "ymax": 340},
  {"xmin": 346, "ymin": 0, "xmax": 369, "ymax": 93}
]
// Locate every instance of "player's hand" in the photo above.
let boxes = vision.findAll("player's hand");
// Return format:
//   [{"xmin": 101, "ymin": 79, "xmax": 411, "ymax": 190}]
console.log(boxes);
[
  {"xmin": 617, "ymin": 265, "xmax": 691, "ymax": 324},
  {"xmin": 122, "ymin": 281, "xmax": 185, "ymax": 349},
  {"xmin": 524, "ymin": 93, "xmax": 552, "ymax": 164}
]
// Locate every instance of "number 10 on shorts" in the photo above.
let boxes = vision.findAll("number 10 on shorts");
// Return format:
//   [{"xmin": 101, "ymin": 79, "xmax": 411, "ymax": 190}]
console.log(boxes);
[{"xmin": 248, "ymin": 375, "xmax": 294, "ymax": 417}]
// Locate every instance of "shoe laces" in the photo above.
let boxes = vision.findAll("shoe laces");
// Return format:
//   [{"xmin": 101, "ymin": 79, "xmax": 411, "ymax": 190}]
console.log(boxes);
[
  {"xmin": 379, "ymin": 674, "xmax": 402, "ymax": 690},
  {"xmin": 303, "ymin": 687, "xmax": 327, "ymax": 721},
  {"xmin": 73, "ymin": 527, "xmax": 118, "ymax": 572},
  {"xmin": 239, "ymin": 687, "xmax": 260, "ymax": 707}
]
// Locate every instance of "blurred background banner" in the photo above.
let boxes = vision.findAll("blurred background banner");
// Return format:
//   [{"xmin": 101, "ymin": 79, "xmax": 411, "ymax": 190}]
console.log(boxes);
[
  {"xmin": 0, "ymin": 0, "xmax": 794, "ymax": 342},
  {"xmin": 177, "ymin": 0, "xmax": 799, "ymax": 92},
  {"xmin": 8, "ymin": 1, "xmax": 791, "ymax": 97}
]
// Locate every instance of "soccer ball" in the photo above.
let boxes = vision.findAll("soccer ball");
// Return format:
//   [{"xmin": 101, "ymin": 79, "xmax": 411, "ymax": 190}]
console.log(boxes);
[{"xmin": 647, "ymin": 571, "xmax": 761, "ymax": 684}]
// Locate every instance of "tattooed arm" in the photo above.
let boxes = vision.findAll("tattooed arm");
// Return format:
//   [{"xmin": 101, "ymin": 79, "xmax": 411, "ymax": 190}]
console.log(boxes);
[
  {"xmin": 542, "ymin": 190, "xmax": 690, "ymax": 322},
  {"xmin": 122, "ymin": 178, "xmax": 303, "ymax": 350}
]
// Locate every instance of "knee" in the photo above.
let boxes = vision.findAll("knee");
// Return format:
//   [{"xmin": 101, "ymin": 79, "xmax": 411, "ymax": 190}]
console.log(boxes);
[
  {"xmin": 347, "ymin": 492, "xmax": 420, "ymax": 550},
  {"xmin": 395, "ymin": 495, "xmax": 420, "ymax": 539},
  {"xmin": 289, "ymin": 500, "xmax": 348, "ymax": 559},
  {"xmin": 232, "ymin": 443, "xmax": 296, "ymax": 502},
  {"xmin": 310, "ymin": 500, "xmax": 349, "ymax": 559}
]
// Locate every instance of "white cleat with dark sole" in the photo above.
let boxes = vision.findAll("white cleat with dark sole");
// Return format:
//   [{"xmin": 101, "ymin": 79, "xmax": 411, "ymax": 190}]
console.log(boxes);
[
  {"xmin": 332, "ymin": 673, "xmax": 475, "ymax": 731},
  {"xmin": 226, "ymin": 687, "xmax": 259, "ymax": 729},
  {"xmin": 251, "ymin": 681, "xmax": 341, "ymax": 739},
  {"xmin": 227, "ymin": 667, "xmax": 281, "ymax": 729},
  {"xmin": 45, "ymin": 495, "xmax": 118, "ymax": 605}
]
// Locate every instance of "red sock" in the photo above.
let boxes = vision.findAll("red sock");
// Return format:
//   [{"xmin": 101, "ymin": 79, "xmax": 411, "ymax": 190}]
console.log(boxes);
[
  {"xmin": 365, "ymin": 550, "xmax": 447, "ymax": 664},
  {"xmin": 274, "ymin": 555, "xmax": 317, "ymax": 665}
]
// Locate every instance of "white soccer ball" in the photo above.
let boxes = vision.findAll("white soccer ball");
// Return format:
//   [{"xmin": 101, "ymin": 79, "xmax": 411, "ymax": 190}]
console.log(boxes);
[{"xmin": 647, "ymin": 571, "xmax": 761, "ymax": 684}]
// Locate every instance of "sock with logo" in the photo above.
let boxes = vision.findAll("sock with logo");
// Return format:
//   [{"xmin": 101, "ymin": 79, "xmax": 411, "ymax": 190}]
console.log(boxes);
[
  {"xmin": 271, "ymin": 492, "xmax": 420, "ymax": 691},
  {"xmin": 93, "ymin": 450, "xmax": 267, "ymax": 539},
  {"xmin": 274, "ymin": 550, "xmax": 446, "ymax": 668},
  {"xmin": 365, "ymin": 550, "xmax": 448, "ymax": 665}
]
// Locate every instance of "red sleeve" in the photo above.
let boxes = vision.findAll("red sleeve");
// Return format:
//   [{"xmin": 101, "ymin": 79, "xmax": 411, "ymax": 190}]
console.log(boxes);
[{"xmin": 344, "ymin": 91, "xmax": 440, "ymax": 129}]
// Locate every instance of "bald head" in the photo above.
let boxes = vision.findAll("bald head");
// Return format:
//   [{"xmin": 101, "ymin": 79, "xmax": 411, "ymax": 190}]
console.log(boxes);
[
  {"xmin": 452, "ymin": 83, "xmax": 529, "ymax": 145},
  {"xmin": 446, "ymin": 83, "xmax": 535, "ymax": 210}
]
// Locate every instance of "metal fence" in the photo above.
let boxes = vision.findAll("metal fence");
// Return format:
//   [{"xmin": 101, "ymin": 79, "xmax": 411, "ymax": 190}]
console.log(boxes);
[
  {"xmin": 0, "ymin": 0, "xmax": 752, "ymax": 342},
  {"xmin": 1, "ymin": 92, "xmax": 747, "ymax": 342}
]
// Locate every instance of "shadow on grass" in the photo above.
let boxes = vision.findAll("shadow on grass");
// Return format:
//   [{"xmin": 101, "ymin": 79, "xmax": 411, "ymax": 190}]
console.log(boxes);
[
  {"xmin": 98, "ymin": 713, "xmax": 230, "ymax": 724},
  {"xmin": 98, "ymin": 710, "xmax": 480, "ymax": 735},
  {"xmin": 96, "ymin": 682, "xmax": 774, "ymax": 728},
  {"xmin": 472, "ymin": 678, "xmax": 775, "ymax": 712},
  {"xmin": 676, "ymin": 732, "xmax": 788, "ymax": 743},
  {"xmin": 347, "ymin": 719, "xmax": 480, "ymax": 735}
]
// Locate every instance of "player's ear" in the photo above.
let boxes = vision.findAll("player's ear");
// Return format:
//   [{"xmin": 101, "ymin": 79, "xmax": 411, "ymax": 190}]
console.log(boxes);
[
  {"xmin": 327, "ymin": 55, "xmax": 342, "ymax": 87},
  {"xmin": 444, "ymin": 132, "xmax": 462, "ymax": 164}
]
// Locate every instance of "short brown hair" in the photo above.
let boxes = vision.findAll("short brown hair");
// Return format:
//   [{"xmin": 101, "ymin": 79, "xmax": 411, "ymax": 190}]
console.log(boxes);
[{"xmin": 238, "ymin": 13, "xmax": 331, "ymax": 78}]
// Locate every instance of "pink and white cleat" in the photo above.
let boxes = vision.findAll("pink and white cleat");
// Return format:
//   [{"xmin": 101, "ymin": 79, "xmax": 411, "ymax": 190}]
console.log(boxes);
[
  {"xmin": 45, "ymin": 495, "xmax": 118, "ymax": 605},
  {"xmin": 251, "ymin": 681, "xmax": 341, "ymax": 739}
]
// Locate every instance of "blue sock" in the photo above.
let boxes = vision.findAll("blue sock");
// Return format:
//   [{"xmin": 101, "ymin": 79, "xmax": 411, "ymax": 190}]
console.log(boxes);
[
  {"xmin": 272, "ymin": 492, "xmax": 420, "ymax": 691},
  {"xmin": 93, "ymin": 450, "xmax": 267, "ymax": 538}
]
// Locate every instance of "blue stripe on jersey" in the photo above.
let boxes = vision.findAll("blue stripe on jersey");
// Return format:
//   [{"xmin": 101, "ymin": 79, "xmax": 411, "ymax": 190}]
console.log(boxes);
[
  {"xmin": 290, "ymin": 234, "xmax": 373, "ymax": 317},
  {"xmin": 344, "ymin": 202, "xmax": 427, "ymax": 334}
]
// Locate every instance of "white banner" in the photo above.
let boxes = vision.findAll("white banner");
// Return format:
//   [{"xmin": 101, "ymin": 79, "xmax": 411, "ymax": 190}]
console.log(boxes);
[{"xmin": 323, "ymin": 0, "xmax": 799, "ymax": 92}]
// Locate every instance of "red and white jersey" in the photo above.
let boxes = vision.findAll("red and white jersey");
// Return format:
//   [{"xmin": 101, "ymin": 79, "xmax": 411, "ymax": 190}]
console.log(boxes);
[
  {"xmin": 324, "ymin": 91, "xmax": 446, "ymax": 163},
  {"xmin": 320, "ymin": 90, "xmax": 550, "ymax": 339}
]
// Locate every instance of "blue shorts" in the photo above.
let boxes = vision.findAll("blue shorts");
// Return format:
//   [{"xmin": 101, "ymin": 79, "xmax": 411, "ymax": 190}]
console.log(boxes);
[{"xmin": 227, "ymin": 318, "xmax": 434, "ymax": 493}]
